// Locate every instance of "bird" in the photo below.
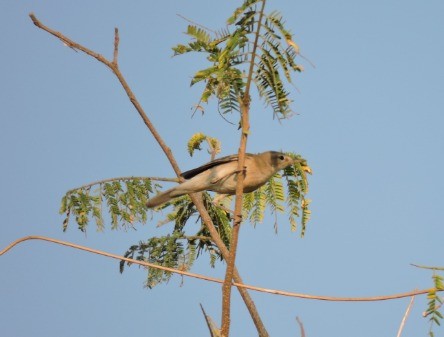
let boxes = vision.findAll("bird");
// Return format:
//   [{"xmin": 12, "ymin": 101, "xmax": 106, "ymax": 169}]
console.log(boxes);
[{"xmin": 146, "ymin": 151, "xmax": 301, "ymax": 208}]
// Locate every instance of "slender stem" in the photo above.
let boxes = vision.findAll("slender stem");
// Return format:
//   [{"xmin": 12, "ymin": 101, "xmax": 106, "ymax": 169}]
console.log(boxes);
[
  {"xmin": 176, "ymin": 14, "xmax": 216, "ymax": 34},
  {"xmin": 183, "ymin": 235, "xmax": 212, "ymax": 242},
  {"xmin": 221, "ymin": 1, "xmax": 267, "ymax": 336},
  {"xmin": 295, "ymin": 317, "xmax": 306, "ymax": 337},
  {"xmin": 112, "ymin": 27, "xmax": 119, "ymax": 65},
  {"xmin": 200, "ymin": 303, "xmax": 221, "ymax": 337},
  {"xmin": 411, "ymin": 263, "xmax": 444, "ymax": 271},
  {"xmin": 244, "ymin": 0, "xmax": 267, "ymax": 95},
  {"xmin": 65, "ymin": 176, "xmax": 179, "ymax": 194},
  {"xmin": 2, "ymin": 235, "xmax": 442, "ymax": 302},
  {"xmin": 396, "ymin": 296, "xmax": 415, "ymax": 337}
]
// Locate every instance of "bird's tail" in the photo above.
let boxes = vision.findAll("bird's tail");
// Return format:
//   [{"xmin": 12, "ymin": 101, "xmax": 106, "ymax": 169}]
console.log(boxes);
[{"xmin": 146, "ymin": 187, "xmax": 178, "ymax": 208}]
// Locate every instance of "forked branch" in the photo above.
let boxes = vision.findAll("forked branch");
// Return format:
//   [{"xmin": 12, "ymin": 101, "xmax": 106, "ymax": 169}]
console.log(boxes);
[{"xmin": 29, "ymin": 13, "xmax": 180, "ymax": 175}]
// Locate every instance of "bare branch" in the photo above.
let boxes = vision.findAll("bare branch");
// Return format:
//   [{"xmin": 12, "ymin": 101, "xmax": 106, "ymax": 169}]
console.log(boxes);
[
  {"xmin": 396, "ymin": 296, "xmax": 415, "ymax": 337},
  {"xmin": 113, "ymin": 27, "xmax": 119, "ymax": 66},
  {"xmin": 295, "ymin": 316, "xmax": 306, "ymax": 337},
  {"xmin": 29, "ymin": 13, "xmax": 181, "ymax": 175},
  {"xmin": 1, "ymin": 235, "xmax": 442, "ymax": 302},
  {"xmin": 1, "ymin": 236, "xmax": 224, "ymax": 284},
  {"xmin": 30, "ymin": 13, "xmax": 112, "ymax": 67}
]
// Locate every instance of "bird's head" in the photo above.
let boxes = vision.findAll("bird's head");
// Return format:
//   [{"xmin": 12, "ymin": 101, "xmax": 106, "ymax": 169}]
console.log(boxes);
[
  {"xmin": 267, "ymin": 151, "xmax": 295, "ymax": 171},
  {"xmin": 267, "ymin": 151, "xmax": 313, "ymax": 174}
]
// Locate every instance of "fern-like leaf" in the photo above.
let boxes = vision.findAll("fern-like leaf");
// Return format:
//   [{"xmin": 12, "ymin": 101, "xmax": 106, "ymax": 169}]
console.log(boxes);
[
  {"xmin": 426, "ymin": 273, "xmax": 444, "ymax": 335},
  {"xmin": 172, "ymin": 0, "xmax": 303, "ymax": 120},
  {"xmin": 60, "ymin": 177, "xmax": 152, "ymax": 232}
]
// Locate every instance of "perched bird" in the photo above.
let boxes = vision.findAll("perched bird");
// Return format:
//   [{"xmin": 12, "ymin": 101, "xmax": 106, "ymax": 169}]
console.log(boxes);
[{"xmin": 146, "ymin": 151, "xmax": 299, "ymax": 208}]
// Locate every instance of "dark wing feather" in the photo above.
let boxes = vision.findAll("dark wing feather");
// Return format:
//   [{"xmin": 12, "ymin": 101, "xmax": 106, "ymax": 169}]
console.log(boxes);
[
  {"xmin": 181, "ymin": 154, "xmax": 238, "ymax": 179},
  {"xmin": 181, "ymin": 153, "xmax": 254, "ymax": 180}
]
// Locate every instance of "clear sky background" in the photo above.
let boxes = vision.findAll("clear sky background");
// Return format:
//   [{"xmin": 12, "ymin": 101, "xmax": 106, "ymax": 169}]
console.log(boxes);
[{"xmin": 1, "ymin": 1, "xmax": 443, "ymax": 337}]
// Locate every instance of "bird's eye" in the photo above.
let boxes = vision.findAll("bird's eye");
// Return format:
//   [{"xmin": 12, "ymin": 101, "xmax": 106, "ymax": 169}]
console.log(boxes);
[{"xmin": 279, "ymin": 155, "xmax": 285, "ymax": 160}]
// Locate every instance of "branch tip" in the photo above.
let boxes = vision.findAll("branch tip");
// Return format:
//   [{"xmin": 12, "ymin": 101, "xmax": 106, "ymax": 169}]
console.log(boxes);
[
  {"xmin": 29, "ymin": 13, "xmax": 39, "ymax": 26},
  {"xmin": 113, "ymin": 27, "xmax": 120, "ymax": 65}
]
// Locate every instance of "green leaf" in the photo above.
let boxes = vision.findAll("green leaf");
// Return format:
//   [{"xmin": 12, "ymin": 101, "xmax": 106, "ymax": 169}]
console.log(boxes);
[
  {"xmin": 227, "ymin": 0, "xmax": 263, "ymax": 25},
  {"xmin": 191, "ymin": 66, "xmax": 218, "ymax": 86},
  {"xmin": 61, "ymin": 177, "xmax": 152, "ymax": 232},
  {"xmin": 186, "ymin": 25, "xmax": 212, "ymax": 43}
]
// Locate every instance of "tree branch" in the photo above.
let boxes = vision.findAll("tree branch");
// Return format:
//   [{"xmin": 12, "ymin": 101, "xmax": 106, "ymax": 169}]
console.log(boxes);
[
  {"xmin": 396, "ymin": 296, "xmax": 415, "ymax": 337},
  {"xmin": 29, "ymin": 13, "xmax": 181, "ymax": 175},
  {"xmin": 295, "ymin": 316, "xmax": 306, "ymax": 337},
  {"xmin": 1, "ymin": 235, "xmax": 441, "ymax": 302},
  {"xmin": 221, "ymin": 1, "xmax": 267, "ymax": 336},
  {"xmin": 113, "ymin": 27, "xmax": 119, "ymax": 66},
  {"xmin": 190, "ymin": 197, "xmax": 269, "ymax": 336}
]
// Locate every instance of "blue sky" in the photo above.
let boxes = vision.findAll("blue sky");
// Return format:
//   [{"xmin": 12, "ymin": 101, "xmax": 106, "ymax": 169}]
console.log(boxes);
[{"xmin": 1, "ymin": 1, "xmax": 443, "ymax": 336}]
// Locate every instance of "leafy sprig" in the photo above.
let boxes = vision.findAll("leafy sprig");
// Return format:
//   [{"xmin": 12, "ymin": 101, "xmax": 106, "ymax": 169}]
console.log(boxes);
[
  {"xmin": 426, "ymin": 273, "xmax": 444, "ymax": 337},
  {"xmin": 60, "ymin": 178, "xmax": 153, "ymax": 232},
  {"xmin": 173, "ymin": 0, "xmax": 303, "ymax": 119}
]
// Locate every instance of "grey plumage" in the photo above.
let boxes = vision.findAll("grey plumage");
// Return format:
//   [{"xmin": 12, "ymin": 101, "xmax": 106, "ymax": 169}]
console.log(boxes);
[{"xmin": 146, "ymin": 151, "xmax": 295, "ymax": 208}]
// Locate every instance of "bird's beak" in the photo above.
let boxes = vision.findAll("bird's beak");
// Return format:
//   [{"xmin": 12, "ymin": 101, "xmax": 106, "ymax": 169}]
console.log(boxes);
[
  {"xmin": 293, "ymin": 158, "xmax": 313, "ymax": 175},
  {"xmin": 302, "ymin": 165, "xmax": 313, "ymax": 174}
]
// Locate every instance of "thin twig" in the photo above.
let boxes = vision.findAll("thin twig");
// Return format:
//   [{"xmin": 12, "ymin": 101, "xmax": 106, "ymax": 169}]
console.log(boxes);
[
  {"xmin": 200, "ymin": 304, "xmax": 222, "ymax": 337},
  {"xmin": 205, "ymin": 138, "xmax": 217, "ymax": 161},
  {"xmin": 396, "ymin": 296, "xmax": 415, "ymax": 337},
  {"xmin": 411, "ymin": 263, "xmax": 444, "ymax": 271},
  {"xmin": 176, "ymin": 14, "xmax": 217, "ymax": 33},
  {"xmin": 295, "ymin": 316, "xmax": 306, "ymax": 337},
  {"xmin": 423, "ymin": 301, "xmax": 443, "ymax": 317},
  {"xmin": 30, "ymin": 13, "xmax": 111, "ymax": 67},
  {"xmin": 1, "ymin": 235, "xmax": 441, "ymax": 302},
  {"xmin": 216, "ymin": 103, "xmax": 236, "ymax": 125},
  {"xmin": 113, "ymin": 27, "xmax": 119, "ymax": 66},
  {"xmin": 65, "ymin": 176, "xmax": 179, "ymax": 194},
  {"xmin": 1, "ymin": 236, "xmax": 221, "ymax": 283}
]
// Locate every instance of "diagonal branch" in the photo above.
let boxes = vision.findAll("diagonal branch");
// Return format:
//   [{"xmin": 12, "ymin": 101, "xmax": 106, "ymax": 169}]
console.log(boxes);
[
  {"xmin": 29, "ymin": 13, "xmax": 181, "ymax": 175},
  {"xmin": 396, "ymin": 296, "xmax": 415, "ymax": 337}
]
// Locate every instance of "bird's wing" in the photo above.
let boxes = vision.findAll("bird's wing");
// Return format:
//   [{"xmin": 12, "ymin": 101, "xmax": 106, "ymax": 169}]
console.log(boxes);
[{"xmin": 181, "ymin": 153, "xmax": 254, "ymax": 179}]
